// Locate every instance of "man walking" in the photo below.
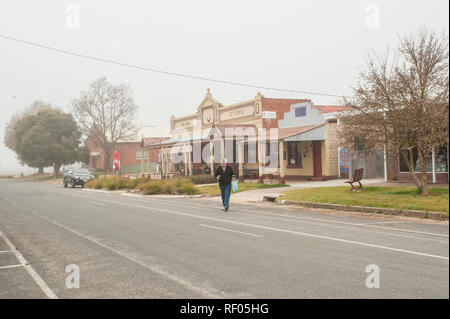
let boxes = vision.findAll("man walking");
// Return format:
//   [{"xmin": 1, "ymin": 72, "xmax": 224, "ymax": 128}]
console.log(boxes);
[{"xmin": 215, "ymin": 158, "xmax": 235, "ymax": 211}]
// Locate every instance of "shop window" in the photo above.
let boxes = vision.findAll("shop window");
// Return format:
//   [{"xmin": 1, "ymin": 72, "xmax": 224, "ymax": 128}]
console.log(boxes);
[
  {"xmin": 213, "ymin": 140, "xmax": 222, "ymax": 163},
  {"xmin": 244, "ymin": 143, "xmax": 257, "ymax": 163},
  {"xmin": 399, "ymin": 145, "xmax": 448, "ymax": 173},
  {"xmin": 354, "ymin": 136, "xmax": 365, "ymax": 151},
  {"xmin": 287, "ymin": 141, "xmax": 302, "ymax": 168},
  {"xmin": 295, "ymin": 106, "xmax": 306, "ymax": 117},
  {"xmin": 136, "ymin": 149, "xmax": 149, "ymax": 160},
  {"xmin": 264, "ymin": 142, "xmax": 278, "ymax": 167},
  {"xmin": 435, "ymin": 145, "xmax": 448, "ymax": 172}
]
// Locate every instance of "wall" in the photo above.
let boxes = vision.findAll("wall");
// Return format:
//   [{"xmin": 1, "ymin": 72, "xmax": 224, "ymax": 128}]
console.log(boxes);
[
  {"xmin": 284, "ymin": 141, "xmax": 314, "ymax": 177},
  {"xmin": 397, "ymin": 172, "xmax": 448, "ymax": 183},
  {"xmin": 261, "ymin": 98, "xmax": 309, "ymax": 129},
  {"xmin": 87, "ymin": 142, "xmax": 142, "ymax": 170},
  {"xmin": 351, "ymin": 150, "xmax": 385, "ymax": 179},
  {"xmin": 324, "ymin": 123, "xmax": 339, "ymax": 178},
  {"xmin": 277, "ymin": 101, "xmax": 325, "ymax": 128}
]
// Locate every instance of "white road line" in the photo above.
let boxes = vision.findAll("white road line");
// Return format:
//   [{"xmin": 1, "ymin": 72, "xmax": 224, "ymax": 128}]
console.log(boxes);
[
  {"xmin": 28, "ymin": 210, "xmax": 222, "ymax": 298},
  {"xmin": 0, "ymin": 230, "xmax": 58, "ymax": 299},
  {"xmin": 108, "ymin": 195, "xmax": 449, "ymax": 239},
  {"xmin": 78, "ymin": 197, "xmax": 450, "ymax": 261},
  {"xmin": 136, "ymin": 198, "xmax": 449, "ymax": 243},
  {"xmin": 364, "ymin": 221, "xmax": 404, "ymax": 225},
  {"xmin": 150, "ymin": 198, "xmax": 449, "ymax": 238},
  {"xmin": 89, "ymin": 201, "xmax": 107, "ymax": 207},
  {"xmin": 0, "ymin": 264, "xmax": 25, "ymax": 270},
  {"xmin": 199, "ymin": 224, "xmax": 264, "ymax": 238}
]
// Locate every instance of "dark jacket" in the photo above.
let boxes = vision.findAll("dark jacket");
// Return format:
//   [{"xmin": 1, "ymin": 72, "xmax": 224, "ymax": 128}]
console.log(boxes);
[{"xmin": 215, "ymin": 165, "xmax": 235, "ymax": 187}]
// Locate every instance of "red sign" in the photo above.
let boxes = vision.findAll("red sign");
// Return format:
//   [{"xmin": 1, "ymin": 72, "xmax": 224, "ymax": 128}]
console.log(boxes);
[{"xmin": 113, "ymin": 151, "xmax": 120, "ymax": 172}]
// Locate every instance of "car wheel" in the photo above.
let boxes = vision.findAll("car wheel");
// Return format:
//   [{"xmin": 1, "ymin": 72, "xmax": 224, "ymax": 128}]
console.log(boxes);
[
  {"xmin": 71, "ymin": 180, "xmax": 76, "ymax": 188},
  {"xmin": 64, "ymin": 182, "xmax": 68, "ymax": 188},
  {"xmin": 80, "ymin": 182, "xmax": 84, "ymax": 188}
]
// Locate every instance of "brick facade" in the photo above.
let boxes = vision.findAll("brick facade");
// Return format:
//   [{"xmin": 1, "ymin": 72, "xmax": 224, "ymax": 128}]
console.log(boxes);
[
  {"xmin": 261, "ymin": 98, "xmax": 310, "ymax": 129},
  {"xmin": 86, "ymin": 141, "xmax": 142, "ymax": 170},
  {"xmin": 397, "ymin": 172, "xmax": 448, "ymax": 183},
  {"xmin": 86, "ymin": 137, "xmax": 168, "ymax": 171}
]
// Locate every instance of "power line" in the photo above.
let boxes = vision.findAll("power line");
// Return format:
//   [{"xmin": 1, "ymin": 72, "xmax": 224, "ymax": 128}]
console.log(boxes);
[{"xmin": 0, "ymin": 34, "xmax": 351, "ymax": 99}]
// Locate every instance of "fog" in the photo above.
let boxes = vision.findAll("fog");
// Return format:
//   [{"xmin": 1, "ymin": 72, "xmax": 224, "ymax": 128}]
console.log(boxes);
[{"xmin": 0, "ymin": 0, "xmax": 448, "ymax": 174}]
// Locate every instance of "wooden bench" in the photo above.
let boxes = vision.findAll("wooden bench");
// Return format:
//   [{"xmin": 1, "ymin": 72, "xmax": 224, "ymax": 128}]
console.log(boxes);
[{"xmin": 345, "ymin": 168, "xmax": 364, "ymax": 191}]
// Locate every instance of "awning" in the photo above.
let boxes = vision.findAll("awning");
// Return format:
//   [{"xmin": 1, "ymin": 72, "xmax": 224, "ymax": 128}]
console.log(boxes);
[
  {"xmin": 245, "ymin": 124, "xmax": 325, "ymax": 143},
  {"xmin": 282, "ymin": 124, "xmax": 325, "ymax": 141}
]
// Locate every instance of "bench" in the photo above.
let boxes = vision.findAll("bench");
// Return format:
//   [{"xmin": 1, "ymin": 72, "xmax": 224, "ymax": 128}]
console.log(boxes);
[{"xmin": 345, "ymin": 168, "xmax": 364, "ymax": 191}]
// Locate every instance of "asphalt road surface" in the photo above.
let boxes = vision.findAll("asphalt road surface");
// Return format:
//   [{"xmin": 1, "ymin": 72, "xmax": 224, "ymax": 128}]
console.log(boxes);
[{"xmin": 0, "ymin": 179, "xmax": 448, "ymax": 298}]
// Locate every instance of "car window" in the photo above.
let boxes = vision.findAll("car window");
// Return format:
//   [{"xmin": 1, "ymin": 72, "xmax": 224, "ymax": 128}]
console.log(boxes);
[{"xmin": 73, "ymin": 169, "xmax": 90, "ymax": 174}]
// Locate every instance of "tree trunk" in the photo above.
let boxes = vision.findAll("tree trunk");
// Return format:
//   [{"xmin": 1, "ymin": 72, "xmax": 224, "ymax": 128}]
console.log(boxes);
[
  {"xmin": 103, "ymin": 148, "xmax": 111, "ymax": 177},
  {"xmin": 54, "ymin": 164, "xmax": 61, "ymax": 177},
  {"xmin": 401, "ymin": 150, "xmax": 424, "ymax": 194},
  {"xmin": 38, "ymin": 167, "xmax": 44, "ymax": 174},
  {"xmin": 417, "ymin": 149, "xmax": 430, "ymax": 196}
]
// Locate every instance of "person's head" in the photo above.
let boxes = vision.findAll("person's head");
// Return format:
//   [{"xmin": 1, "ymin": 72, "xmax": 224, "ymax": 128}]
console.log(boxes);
[{"xmin": 221, "ymin": 158, "xmax": 227, "ymax": 168}]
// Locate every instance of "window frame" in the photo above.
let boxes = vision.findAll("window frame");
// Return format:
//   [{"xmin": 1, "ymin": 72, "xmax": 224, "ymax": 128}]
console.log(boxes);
[{"xmin": 286, "ymin": 141, "xmax": 302, "ymax": 168}]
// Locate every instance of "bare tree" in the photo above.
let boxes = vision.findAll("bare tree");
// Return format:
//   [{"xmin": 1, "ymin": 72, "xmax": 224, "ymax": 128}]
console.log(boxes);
[
  {"xmin": 339, "ymin": 30, "xmax": 449, "ymax": 195},
  {"xmin": 71, "ymin": 77, "xmax": 138, "ymax": 174}
]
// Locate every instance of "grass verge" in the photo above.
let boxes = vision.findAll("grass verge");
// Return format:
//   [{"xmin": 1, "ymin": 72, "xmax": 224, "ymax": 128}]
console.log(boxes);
[{"xmin": 280, "ymin": 186, "xmax": 449, "ymax": 214}]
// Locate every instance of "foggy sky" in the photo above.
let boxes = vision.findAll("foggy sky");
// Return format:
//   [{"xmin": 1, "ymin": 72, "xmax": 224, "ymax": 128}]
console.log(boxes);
[{"xmin": 0, "ymin": 0, "xmax": 448, "ymax": 174}]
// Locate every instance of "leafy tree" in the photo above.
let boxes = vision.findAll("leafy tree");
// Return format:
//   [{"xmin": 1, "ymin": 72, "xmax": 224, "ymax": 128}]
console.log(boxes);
[
  {"xmin": 77, "ymin": 145, "xmax": 91, "ymax": 165},
  {"xmin": 4, "ymin": 101, "xmax": 54, "ymax": 168},
  {"xmin": 13, "ymin": 108, "xmax": 84, "ymax": 175}
]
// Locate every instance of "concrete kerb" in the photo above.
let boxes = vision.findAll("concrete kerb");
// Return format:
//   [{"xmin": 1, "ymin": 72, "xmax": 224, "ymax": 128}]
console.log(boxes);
[
  {"xmin": 267, "ymin": 197, "xmax": 448, "ymax": 220},
  {"xmin": 83, "ymin": 188, "xmax": 203, "ymax": 199}
]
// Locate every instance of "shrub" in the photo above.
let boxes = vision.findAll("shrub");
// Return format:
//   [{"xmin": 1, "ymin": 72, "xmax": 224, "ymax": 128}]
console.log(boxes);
[
  {"xmin": 125, "ymin": 177, "xmax": 150, "ymax": 189},
  {"xmin": 173, "ymin": 177, "xmax": 191, "ymax": 187},
  {"xmin": 86, "ymin": 175, "xmax": 199, "ymax": 195},
  {"xmin": 161, "ymin": 181, "xmax": 176, "ymax": 194},
  {"xmin": 141, "ymin": 181, "xmax": 162, "ymax": 195},
  {"xmin": 85, "ymin": 176, "xmax": 126, "ymax": 190},
  {"xmin": 103, "ymin": 176, "xmax": 126, "ymax": 190},
  {"xmin": 179, "ymin": 183, "xmax": 199, "ymax": 195},
  {"xmin": 85, "ymin": 178, "xmax": 104, "ymax": 189},
  {"xmin": 189, "ymin": 174, "xmax": 217, "ymax": 185}
]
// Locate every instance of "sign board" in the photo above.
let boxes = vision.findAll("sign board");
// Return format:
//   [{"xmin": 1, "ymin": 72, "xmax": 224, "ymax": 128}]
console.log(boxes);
[
  {"xmin": 219, "ymin": 105, "xmax": 255, "ymax": 121},
  {"xmin": 262, "ymin": 111, "xmax": 276, "ymax": 119}
]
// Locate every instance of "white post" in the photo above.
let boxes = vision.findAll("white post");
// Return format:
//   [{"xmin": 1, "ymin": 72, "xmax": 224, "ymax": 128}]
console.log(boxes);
[
  {"xmin": 432, "ymin": 147, "xmax": 436, "ymax": 184},
  {"xmin": 383, "ymin": 144, "xmax": 388, "ymax": 182}
]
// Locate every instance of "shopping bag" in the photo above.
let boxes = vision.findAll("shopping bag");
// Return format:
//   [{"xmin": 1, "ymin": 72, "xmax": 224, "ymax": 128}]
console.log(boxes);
[{"xmin": 231, "ymin": 180, "xmax": 238, "ymax": 192}]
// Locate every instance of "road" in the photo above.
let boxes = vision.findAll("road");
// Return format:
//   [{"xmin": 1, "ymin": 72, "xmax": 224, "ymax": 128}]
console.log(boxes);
[{"xmin": 0, "ymin": 179, "xmax": 448, "ymax": 298}]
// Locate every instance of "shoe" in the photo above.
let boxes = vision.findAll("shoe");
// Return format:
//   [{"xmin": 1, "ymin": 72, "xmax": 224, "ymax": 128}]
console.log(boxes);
[
  {"xmin": 224, "ymin": 206, "xmax": 229, "ymax": 212},
  {"xmin": 222, "ymin": 207, "xmax": 226, "ymax": 211}
]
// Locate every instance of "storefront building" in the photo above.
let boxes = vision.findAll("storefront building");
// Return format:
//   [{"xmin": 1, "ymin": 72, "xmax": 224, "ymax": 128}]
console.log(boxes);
[
  {"xmin": 86, "ymin": 126, "xmax": 170, "ymax": 173},
  {"xmin": 147, "ymin": 90, "xmax": 351, "ymax": 183}
]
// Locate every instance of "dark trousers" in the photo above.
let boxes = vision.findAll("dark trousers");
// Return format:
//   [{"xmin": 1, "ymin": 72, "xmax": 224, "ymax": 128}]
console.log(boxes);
[{"xmin": 220, "ymin": 184, "xmax": 231, "ymax": 207}]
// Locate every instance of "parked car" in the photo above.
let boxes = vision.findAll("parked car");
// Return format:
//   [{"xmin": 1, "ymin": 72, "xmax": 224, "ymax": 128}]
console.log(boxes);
[{"xmin": 63, "ymin": 168, "xmax": 94, "ymax": 188}]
